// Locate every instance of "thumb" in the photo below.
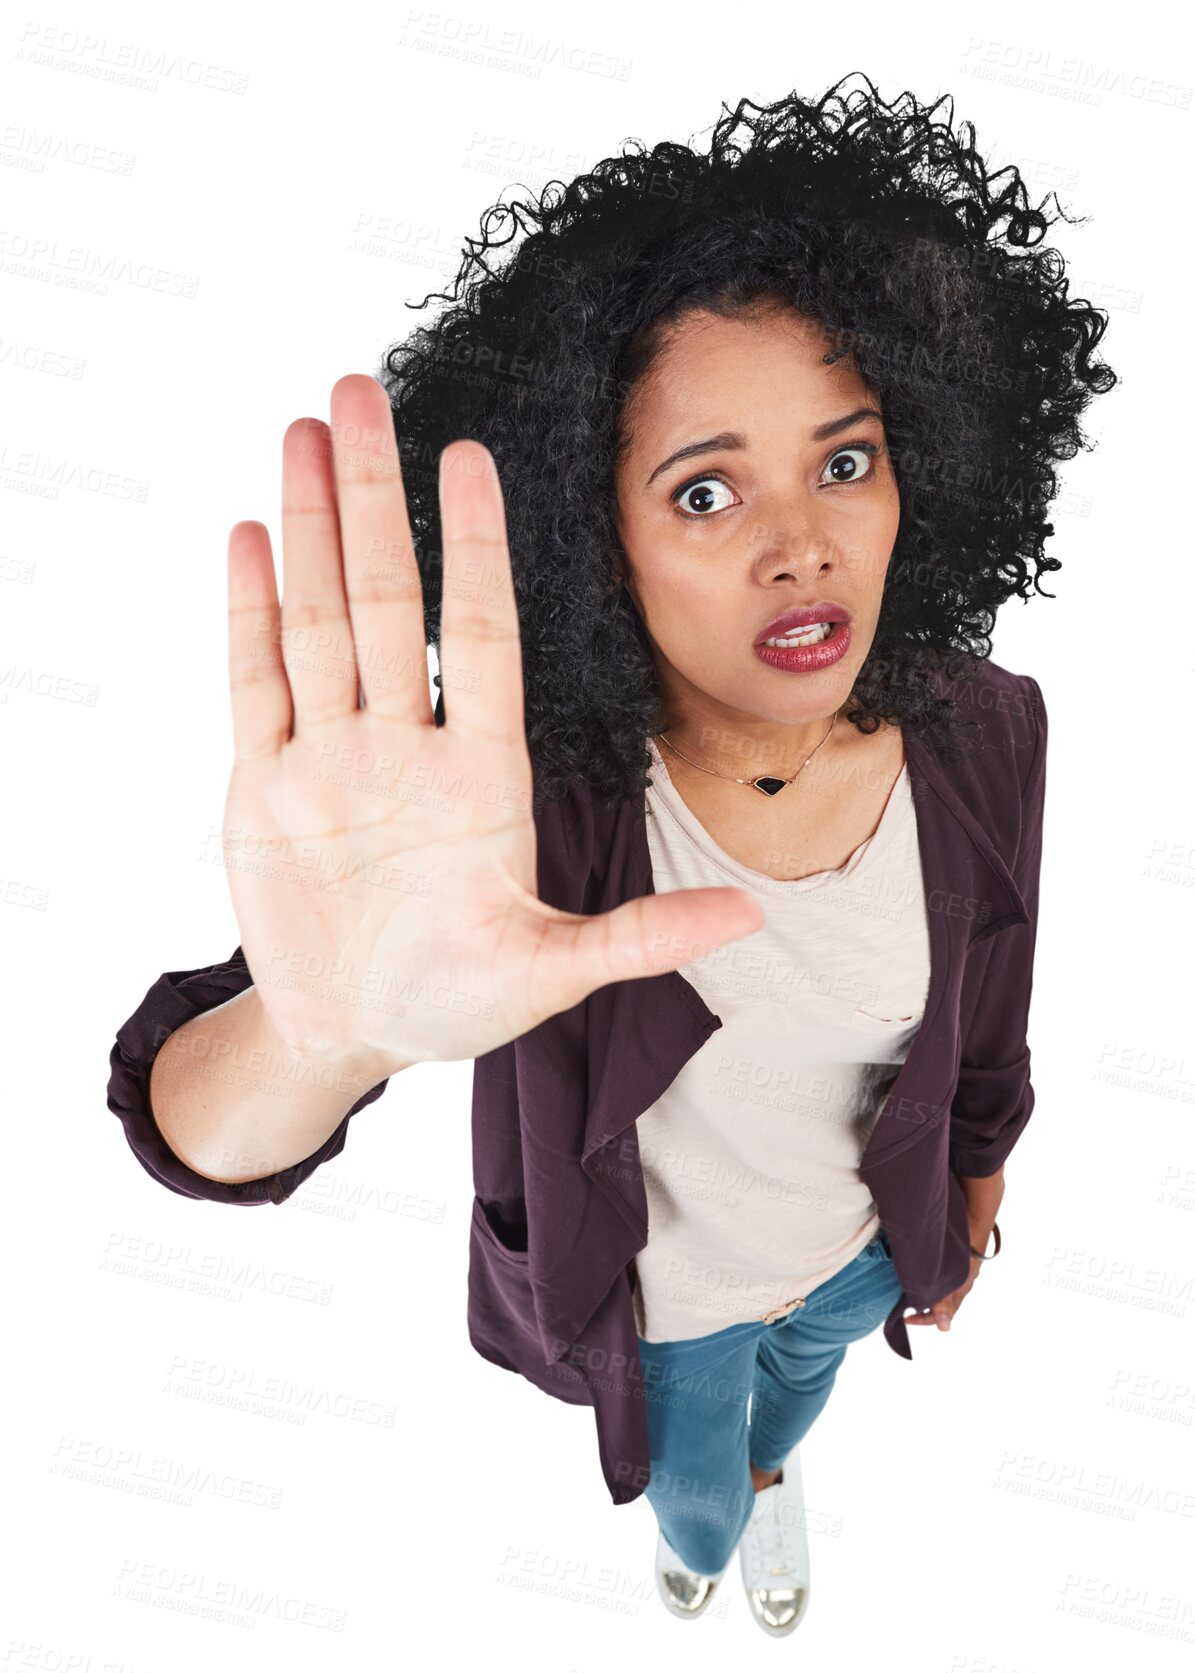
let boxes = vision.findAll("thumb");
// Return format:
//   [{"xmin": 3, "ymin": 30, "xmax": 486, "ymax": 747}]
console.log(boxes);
[{"xmin": 555, "ymin": 886, "xmax": 765, "ymax": 1010}]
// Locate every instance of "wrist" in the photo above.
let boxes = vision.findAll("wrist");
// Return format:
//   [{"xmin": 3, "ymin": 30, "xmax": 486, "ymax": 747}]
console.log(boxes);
[
  {"xmin": 958, "ymin": 1168, "xmax": 1003, "ymax": 1243},
  {"xmin": 247, "ymin": 988, "xmax": 408, "ymax": 1094},
  {"xmin": 967, "ymin": 1220, "xmax": 1002, "ymax": 1261}
]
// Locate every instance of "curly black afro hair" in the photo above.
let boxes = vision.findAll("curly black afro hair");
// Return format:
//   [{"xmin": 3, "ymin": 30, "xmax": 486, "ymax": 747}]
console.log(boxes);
[{"xmin": 377, "ymin": 70, "xmax": 1117, "ymax": 812}]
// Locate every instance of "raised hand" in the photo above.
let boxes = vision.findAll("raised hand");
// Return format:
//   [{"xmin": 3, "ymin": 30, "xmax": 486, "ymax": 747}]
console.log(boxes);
[{"xmin": 223, "ymin": 374, "xmax": 764, "ymax": 1075}]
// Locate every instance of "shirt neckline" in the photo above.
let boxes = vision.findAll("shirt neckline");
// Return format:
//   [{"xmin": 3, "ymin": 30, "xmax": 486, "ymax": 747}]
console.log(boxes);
[{"xmin": 645, "ymin": 733, "xmax": 910, "ymax": 895}]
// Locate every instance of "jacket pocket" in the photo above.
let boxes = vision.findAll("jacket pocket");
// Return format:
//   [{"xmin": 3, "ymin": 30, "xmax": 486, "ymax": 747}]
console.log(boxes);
[
  {"xmin": 466, "ymin": 1195, "xmax": 591, "ymax": 1406},
  {"xmin": 472, "ymin": 1194, "xmax": 530, "ymax": 1262}
]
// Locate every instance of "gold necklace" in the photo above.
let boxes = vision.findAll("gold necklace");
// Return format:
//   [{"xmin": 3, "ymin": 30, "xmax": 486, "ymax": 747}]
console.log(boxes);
[{"xmin": 655, "ymin": 710, "xmax": 839, "ymax": 797}]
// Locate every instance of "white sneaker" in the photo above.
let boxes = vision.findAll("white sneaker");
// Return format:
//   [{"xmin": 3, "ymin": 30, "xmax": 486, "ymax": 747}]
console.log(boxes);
[
  {"xmin": 738, "ymin": 1450, "xmax": 812, "ymax": 1636},
  {"xmin": 654, "ymin": 1524, "xmax": 732, "ymax": 1619}
]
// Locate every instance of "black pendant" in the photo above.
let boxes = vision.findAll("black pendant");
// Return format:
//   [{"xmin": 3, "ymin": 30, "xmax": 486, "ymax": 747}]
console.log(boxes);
[{"xmin": 752, "ymin": 776, "xmax": 789, "ymax": 796}]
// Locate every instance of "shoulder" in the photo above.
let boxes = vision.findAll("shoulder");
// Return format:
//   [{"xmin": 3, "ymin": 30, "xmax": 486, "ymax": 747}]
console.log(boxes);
[
  {"xmin": 929, "ymin": 654, "xmax": 1045, "ymax": 791},
  {"xmin": 530, "ymin": 756, "xmax": 647, "ymax": 912},
  {"xmin": 919, "ymin": 658, "xmax": 1047, "ymax": 877}
]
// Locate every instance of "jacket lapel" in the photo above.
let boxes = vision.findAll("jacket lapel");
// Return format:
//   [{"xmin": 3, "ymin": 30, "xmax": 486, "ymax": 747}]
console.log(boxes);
[{"xmin": 577, "ymin": 716, "xmax": 1030, "ymax": 1226}]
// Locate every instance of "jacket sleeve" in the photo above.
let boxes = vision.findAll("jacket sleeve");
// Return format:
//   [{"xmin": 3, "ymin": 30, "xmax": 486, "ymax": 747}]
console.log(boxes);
[
  {"xmin": 107, "ymin": 945, "xmax": 391, "ymax": 1206},
  {"xmin": 948, "ymin": 675, "xmax": 1047, "ymax": 1179}
]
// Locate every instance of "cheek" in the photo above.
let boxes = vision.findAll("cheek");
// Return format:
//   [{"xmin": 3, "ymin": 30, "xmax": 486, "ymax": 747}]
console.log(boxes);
[
  {"xmin": 635, "ymin": 552, "xmax": 727, "ymax": 646},
  {"xmin": 878, "ymin": 480, "xmax": 902, "ymax": 541},
  {"xmin": 841, "ymin": 499, "xmax": 900, "ymax": 592}
]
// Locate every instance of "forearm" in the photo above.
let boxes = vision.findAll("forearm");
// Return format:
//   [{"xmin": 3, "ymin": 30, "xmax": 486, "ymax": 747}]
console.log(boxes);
[
  {"xmin": 148, "ymin": 983, "xmax": 403, "ymax": 1185},
  {"xmin": 957, "ymin": 1165, "xmax": 1005, "ymax": 1252}
]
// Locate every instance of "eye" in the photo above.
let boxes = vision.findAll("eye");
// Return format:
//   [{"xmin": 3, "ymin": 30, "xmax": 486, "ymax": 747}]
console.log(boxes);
[
  {"xmin": 670, "ymin": 474, "xmax": 738, "ymax": 519},
  {"xmin": 821, "ymin": 442, "xmax": 880, "ymax": 486}
]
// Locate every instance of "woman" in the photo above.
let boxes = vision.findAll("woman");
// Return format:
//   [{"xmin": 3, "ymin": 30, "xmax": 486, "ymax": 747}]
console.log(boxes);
[{"xmin": 108, "ymin": 75, "xmax": 1115, "ymax": 1636}]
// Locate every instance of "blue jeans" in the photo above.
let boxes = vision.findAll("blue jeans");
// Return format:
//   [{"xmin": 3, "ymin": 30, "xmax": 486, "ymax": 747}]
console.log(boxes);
[{"xmin": 635, "ymin": 1229, "xmax": 903, "ymax": 1576}]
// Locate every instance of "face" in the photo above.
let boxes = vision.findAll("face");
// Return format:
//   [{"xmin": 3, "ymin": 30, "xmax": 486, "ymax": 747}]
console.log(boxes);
[{"xmin": 613, "ymin": 303, "xmax": 901, "ymax": 753}]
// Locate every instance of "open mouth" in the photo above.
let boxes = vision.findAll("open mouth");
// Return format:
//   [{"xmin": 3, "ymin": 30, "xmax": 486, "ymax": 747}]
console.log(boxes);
[
  {"xmin": 759, "ymin": 621, "xmax": 841, "ymax": 649},
  {"xmin": 754, "ymin": 618, "xmax": 851, "ymax": 670}
]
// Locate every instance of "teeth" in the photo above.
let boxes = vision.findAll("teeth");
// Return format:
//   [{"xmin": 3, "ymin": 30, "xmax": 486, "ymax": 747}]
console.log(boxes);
[{"xmin": 764, "ymin": 622, "xmax": 833, "ymax": 647}]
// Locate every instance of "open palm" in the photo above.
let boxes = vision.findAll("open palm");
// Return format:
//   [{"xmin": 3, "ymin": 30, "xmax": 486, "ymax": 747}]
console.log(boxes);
[{"xmin": 222, "ymin": 374, "xmax": 764, "ymax": 1075}]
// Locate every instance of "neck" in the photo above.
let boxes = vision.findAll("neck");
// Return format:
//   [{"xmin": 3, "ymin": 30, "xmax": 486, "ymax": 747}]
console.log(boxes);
[{"xmin": 656, "ymin": 705, "xmax": 846, "ymax": 783}]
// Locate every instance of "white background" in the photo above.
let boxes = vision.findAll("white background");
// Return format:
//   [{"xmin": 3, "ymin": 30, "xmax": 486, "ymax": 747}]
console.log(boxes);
[{"xmin": 3, "ymin": 0, "xmax": 1193, "ymax": 1666}]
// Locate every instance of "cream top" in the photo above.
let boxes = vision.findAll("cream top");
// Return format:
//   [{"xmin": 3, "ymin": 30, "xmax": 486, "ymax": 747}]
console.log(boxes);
[{"xmin": 631, "ymin": 735, "xmax": 931, "ymax": 1342}]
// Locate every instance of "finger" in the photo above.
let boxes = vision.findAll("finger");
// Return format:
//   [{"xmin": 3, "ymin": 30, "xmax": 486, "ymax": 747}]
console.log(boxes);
[
  {"xmin": 281, "ymin": 414, "xmax": 361, "ymax": 731},
  {"xmin": 328, "ymin": 373, "xmax": 433, "ymax": 723},
  {"xmin": 228, "ymin": 521, "xmax": 292, "ymax": 762},
  {"xmin": 437, "ymin": 439, "xmax": 525, "ymax": 744},
  {"xmin": 545, "ymin": 886, "xmax": 766, "ymax": 1013}
]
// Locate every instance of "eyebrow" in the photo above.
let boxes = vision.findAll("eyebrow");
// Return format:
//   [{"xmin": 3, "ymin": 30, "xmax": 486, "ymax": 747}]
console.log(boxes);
[{"xmin": 644, "ymin": 407, "xmax": 885, "ymax": 489}]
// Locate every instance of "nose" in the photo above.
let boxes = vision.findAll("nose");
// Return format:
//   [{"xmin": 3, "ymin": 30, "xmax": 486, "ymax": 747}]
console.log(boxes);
[{"xmin": 756, "ymin": 528, "xmax": 836, "ymax": 584}]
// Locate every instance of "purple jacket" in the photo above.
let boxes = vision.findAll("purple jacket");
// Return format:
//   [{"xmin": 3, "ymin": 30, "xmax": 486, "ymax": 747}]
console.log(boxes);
[{"xmin": 108, "ymin": 656, "xmax": 1046, "ymax": 1508}]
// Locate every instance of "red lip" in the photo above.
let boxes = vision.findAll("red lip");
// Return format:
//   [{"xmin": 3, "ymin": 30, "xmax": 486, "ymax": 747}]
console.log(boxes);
[{"xmin": 754, "ymin": 602, "xmax": 850, "ymax": 646}]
